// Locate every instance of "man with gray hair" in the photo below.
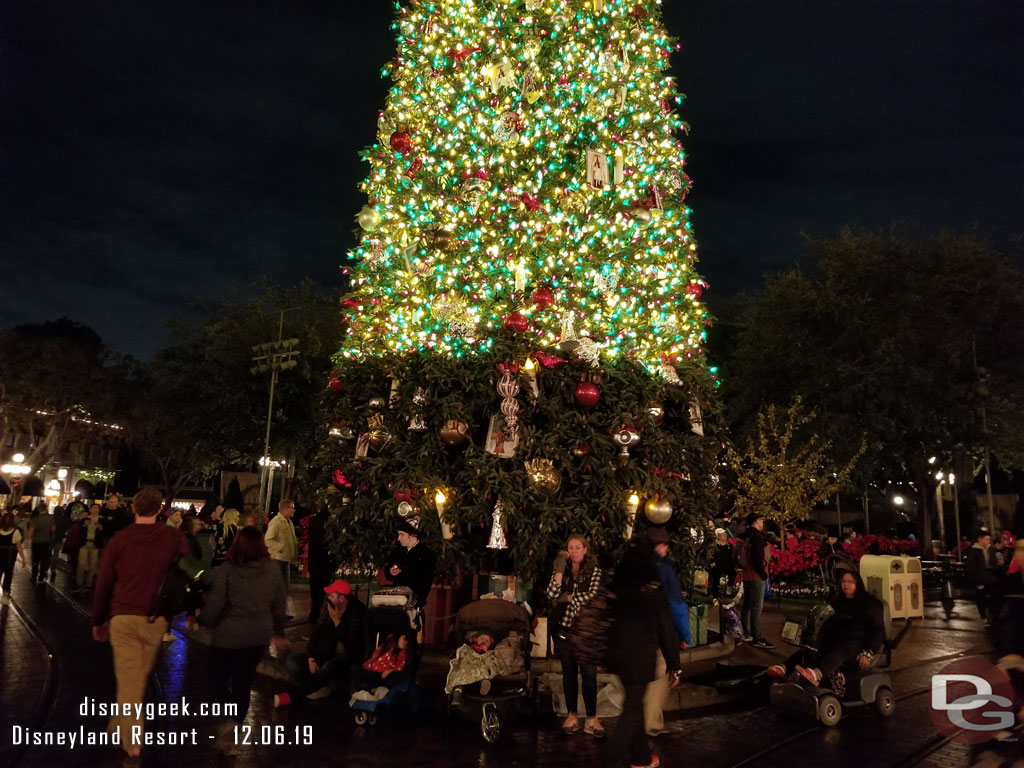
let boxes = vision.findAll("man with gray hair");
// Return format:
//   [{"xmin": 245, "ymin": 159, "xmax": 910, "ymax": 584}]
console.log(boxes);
[{"xmin": 264, "ymin": 499, "xmax": 297, "ymax": 589}]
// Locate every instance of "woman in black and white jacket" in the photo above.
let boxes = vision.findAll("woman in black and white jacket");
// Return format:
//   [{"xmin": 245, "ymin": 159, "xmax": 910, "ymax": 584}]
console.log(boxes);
[{"xmin": 546, "ymin": 533, "xmax": 605, "ymax": 737}]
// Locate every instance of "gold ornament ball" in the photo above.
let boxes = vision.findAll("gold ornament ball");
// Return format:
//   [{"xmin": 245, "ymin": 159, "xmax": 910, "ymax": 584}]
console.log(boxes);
[
  {"xmin": 368, "ymin": 427, "xmax": 392, "ymax": 452},
  {"xmin": 525, "ymin": 458, "xmax": 561, "ymax": 496},
  {"xmin": 630, "ymin": 206, "xmax": 653, "ymax": 226},
  {"xmin": 357, "ymin": 206, "xmax": 382, "ymax": 231},
  {"xmin": 431, "ymin": 229, "xmax": 455, "ymax": 251},
  {"xmin": 644, "ymin": 497, "xmax": 673, "ymax": 524}
]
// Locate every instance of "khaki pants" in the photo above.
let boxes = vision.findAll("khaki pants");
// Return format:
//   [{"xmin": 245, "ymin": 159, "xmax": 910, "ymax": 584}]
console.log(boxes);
[
  {"xmin": 77, "ymin": 543, "xmax": 100, "ymax": 585},
  {"xmin": 643, "ymin": 649, "xmax": 668, "ymax": 733},
  {"xmin": 108, "ymin": 614, "xmax": 168, "ymax": 753}
]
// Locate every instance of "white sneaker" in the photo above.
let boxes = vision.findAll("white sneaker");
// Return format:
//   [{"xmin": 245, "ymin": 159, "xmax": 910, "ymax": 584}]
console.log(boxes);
[{"xmin": 306, "ymin": 686, "xmax": 332, "ymax": 700}]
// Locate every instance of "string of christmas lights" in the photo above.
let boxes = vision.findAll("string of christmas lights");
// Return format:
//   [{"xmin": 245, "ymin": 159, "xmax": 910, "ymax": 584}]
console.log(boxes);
[{"xmin": 340, "ymin": 0, "xmax": 709, "ymax": 377}]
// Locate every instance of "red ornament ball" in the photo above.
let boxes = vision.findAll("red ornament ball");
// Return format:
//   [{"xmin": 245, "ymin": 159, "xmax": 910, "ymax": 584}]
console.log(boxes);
[
  {"xmin": 574, "ymin": 381, "xmax": 600, "ymax": 408},
  {"xmin": 328, "ymin": 373, "xmax": 342, "ymax": 392},
  {"xmin": 531, "ymin": 286, "xmax": 555, "ymax": 309},
  {"xmin": 503, "ymin": 312, "xmax": 530, "ymax": 333},
  {"xmin": 389, "ymin": 131, "xmax": 413, "ymax": 154},
  {"xmin": 686, "ymin": 282, "xmax": 704, "ymax": 300}
]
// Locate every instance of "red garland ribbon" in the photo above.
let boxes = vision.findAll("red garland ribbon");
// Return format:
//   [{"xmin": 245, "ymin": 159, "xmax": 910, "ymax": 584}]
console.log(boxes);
[
  {"xmin": 497, "ymin": 362, "xmax": 520, "ymax": 374},
  {"xmin": 394, "ymin": 490, "xmax": 417, "ymax": 503}
]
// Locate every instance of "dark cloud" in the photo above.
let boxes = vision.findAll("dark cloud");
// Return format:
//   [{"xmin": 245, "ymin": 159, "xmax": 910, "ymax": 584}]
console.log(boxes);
[{"xmin": 1, "ymin": 0, "xmax": 1019, "ymax": 355}]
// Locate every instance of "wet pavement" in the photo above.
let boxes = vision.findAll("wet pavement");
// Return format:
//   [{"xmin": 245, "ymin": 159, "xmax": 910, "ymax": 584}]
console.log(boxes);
[{"xmin": 0, "ymin": 554, "xmax": 1017, "ymax": 768}]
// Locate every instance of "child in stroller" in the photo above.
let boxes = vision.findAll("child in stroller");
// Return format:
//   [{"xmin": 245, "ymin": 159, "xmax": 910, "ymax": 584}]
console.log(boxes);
[
  {"xmin": 348, "ymin": 605, "xmax": 420, "ymax": 726},
  {"xmin": 446, "ymin": 599, "xmax": 534, "ymax": 743}
]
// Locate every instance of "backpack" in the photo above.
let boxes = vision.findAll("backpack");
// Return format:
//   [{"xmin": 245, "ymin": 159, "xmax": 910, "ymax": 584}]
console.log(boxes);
[
  {"xmin": 734, "ymin": 537, "xmax": 751, "ymax": 570},
  {"xmin": 150, "ymin": 528, "xmax": 206, "ymax": 621}
]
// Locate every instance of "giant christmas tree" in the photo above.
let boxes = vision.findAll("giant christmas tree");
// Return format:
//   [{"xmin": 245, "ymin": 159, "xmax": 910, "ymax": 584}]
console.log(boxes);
[{"xmin": 322, "ymin": 0, "xmax": 719, "ymax": 581}]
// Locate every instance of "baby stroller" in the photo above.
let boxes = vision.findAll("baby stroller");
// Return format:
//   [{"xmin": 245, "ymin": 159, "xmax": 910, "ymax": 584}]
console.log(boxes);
[
  {"xmin": 350, "ymin": 604, "xmax": 421, "ymax": 726},
  {"xmin": 447, "ymin": 599, "xmax": 535, "ymax": 743}
]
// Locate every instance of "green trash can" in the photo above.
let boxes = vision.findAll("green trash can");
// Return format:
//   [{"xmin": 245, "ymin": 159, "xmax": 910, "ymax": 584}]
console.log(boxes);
[{"xmin": 687, "ymin": 603, "xmax": 708, "ymax": 646}]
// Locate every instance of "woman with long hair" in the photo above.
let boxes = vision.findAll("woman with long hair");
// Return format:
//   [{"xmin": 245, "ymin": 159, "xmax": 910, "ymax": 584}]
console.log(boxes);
[
  {"xmin": 201, "ymin": 526, "xmax": 288, "ymax": 754},
  {"xmin": 545, "ymin": 533, "xmax": 604, "ymax": 737},
  {"xmin": 796, "ymin": 565, "xmax": 885, "ymax": 688},
  {"xmin": 212, "ymin": 508, "xmax": 240, "ymax": 568}
]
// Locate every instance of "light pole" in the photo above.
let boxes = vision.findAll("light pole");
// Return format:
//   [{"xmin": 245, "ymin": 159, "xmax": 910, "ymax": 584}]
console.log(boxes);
[
  {"xmin": 3, "ymin": 453, "xmax": 31, "ymax": 500},
  {"xmin": 257, "ymin": 457, "xmax": 286, "ymax": 522},
  {"xmin": 57, "ymin": 468, "xmax": 68, "ymax": 505},
  {"xmin": 251, "ymin": 310, "xmax": 300, "ymax": 518},
  {"xmin": 949, "ymin": 473, "xmax": 962, "ymax": 560},
  {"xmin": 934, "ymin": 471, "xmax": 947, "ymax": 554}
]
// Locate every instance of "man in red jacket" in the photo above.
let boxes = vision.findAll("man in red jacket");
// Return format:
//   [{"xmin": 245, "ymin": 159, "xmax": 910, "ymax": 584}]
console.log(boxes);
[{"xmin": 92, "ymin": 487, "xmax": 188, "ymax": 766}]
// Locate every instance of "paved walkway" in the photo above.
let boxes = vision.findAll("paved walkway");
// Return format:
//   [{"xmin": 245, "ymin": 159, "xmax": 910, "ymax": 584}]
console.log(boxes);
[{"xmin": 0, "ymin": 556, "xmax": 1017, "ymax": 768}]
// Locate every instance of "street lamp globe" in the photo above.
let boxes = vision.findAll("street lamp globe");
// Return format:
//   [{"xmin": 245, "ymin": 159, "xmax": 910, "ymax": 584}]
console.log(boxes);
[
  {"xmin": 893, "ymin": 495, "xmax": 905, "ymax": 506},
  {"xmin": 12, "ymin": 453, "xmax": 24, "ymax": 463}
]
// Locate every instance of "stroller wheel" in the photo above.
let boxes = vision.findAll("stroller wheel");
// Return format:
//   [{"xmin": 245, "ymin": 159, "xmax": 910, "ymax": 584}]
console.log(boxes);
[
  {"xmin": 368, "ymin": 713, "xmax": 379, "ymax": 726},
  {"xmin": 354, "ymin": 711, "xmax": 369, "ymax": 726},
  {"xmin": 481, "ymin": 702, "xmax": 503, "ymax": 743}
]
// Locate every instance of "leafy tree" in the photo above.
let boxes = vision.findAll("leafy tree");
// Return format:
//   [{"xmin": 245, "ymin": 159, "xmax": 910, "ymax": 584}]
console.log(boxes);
[
  {"xmin": 724, "ymin": 227, "xmax": 1024, "ymax": 550},
  {"xmin": 123, "ymin": 279, "xmax": 344, "ymax": 505},
  {"xmin": 729, "ymin": 397, "xmax": 864, "ymax": 546},
  {"xmin": 0, "ymin": 318, "xmax": 125, "ymax": 497}
]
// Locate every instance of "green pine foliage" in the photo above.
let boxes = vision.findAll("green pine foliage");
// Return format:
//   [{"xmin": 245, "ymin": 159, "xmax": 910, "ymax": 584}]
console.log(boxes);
[{"xmin": 318, "ymin": 334, "xmax": 721, "ymax": 580}]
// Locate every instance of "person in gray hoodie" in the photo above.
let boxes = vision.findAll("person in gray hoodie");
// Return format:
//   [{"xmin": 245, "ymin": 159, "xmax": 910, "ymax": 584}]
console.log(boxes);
[{"xmin": 201, "ymin": 526, "xmax": 288, "ymax": 754}]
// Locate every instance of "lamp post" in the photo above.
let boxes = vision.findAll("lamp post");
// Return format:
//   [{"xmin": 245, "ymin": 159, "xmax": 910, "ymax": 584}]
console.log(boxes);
[
  {"xmin": 949, "ymin": 473, "xmax": 962, "ymax": 560},
  {"xmin": 251, "ymin": 310, "xmax": 301, "ymax": 516},
  {"xmin": 257, "ymin": 457, "xmax": 285, "ymax": 522},
  {"xmin": 3, "ymin": 453, "xmax": 31, "ymax": 499},
  {"xmin": 57, "ymin": 468, "xmax": 68, "ymax": 505},
  {"xmin": 934, "ymin": 471, "xmax": 947, "ymax": 554}
]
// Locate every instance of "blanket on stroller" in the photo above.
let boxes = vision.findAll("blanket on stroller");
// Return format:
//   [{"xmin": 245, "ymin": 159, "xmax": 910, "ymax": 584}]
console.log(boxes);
[{"xmin": 445, "ymin": 636, "xmax": 524, "ymax": 693}]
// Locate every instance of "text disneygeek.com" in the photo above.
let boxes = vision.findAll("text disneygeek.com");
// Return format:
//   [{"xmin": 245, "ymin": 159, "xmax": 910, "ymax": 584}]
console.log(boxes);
[{"xmin": 8, "ymin": 697, "xmax": 318, "ymax": 749}]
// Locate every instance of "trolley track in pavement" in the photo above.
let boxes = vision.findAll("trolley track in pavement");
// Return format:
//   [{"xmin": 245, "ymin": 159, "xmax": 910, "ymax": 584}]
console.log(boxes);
[
  {"xmin": 722, "ymin": 644, "xmax": 991, "ymax": 768},
  {"xmin": 2, "ymin": 595, "xmax": 60, "ymax": 768},
  {"xmin": 44, "ymin": 579, "xmax": 171, "ymax": 768}
]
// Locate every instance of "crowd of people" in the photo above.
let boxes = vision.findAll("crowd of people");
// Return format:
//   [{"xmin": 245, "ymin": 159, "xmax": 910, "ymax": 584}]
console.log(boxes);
[{"xmin": 5, "ymin": 487, "xmax": 1016, "ymax": 768}]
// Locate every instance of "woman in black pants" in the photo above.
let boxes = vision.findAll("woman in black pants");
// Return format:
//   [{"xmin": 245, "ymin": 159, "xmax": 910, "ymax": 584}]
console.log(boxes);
[
  {"xmin": 546, "ymin": 533, "xmax": 605, "ymax": 737},
  {"xmin": 796, "ymin": 566, "xmax": 885, "ymax": 688},
  {"xmin": 201, "ymin": 527, "xmax": 288, "ymax": 754}
]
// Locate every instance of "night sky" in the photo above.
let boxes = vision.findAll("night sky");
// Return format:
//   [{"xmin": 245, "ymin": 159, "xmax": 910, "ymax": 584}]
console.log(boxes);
[{"xmin": 1, "ymin": 0, "xmax": 1020, "ymax": 359}]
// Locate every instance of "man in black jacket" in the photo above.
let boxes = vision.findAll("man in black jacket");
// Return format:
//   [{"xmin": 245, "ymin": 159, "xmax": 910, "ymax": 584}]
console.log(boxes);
[
  {"xmin": 740, "ymin": 512, "xmax": 774, "ymax": 648},
  {"xmin": 965, "ymin": 530, "xmax": 998, "ymax": 622},
  {"xmin": 305, "ymin": 507, "xmax": 335, "ymax": 623},
  {"xmin": 383, "ymin": 517, "xmax": 436, "ymax": 606},
  {"xmin": 284, "ymin": 579, "xmax": 366, "ymax": 700}
]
